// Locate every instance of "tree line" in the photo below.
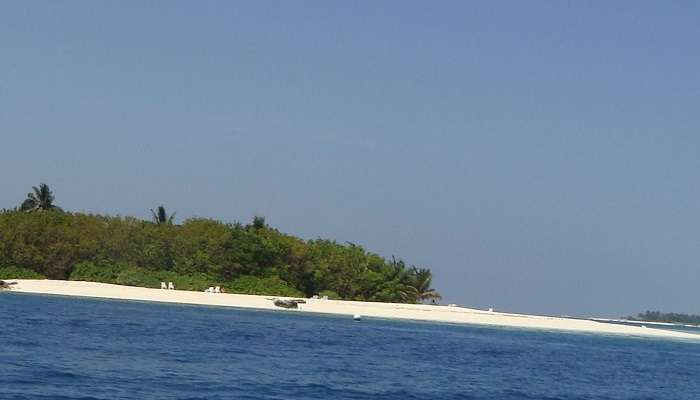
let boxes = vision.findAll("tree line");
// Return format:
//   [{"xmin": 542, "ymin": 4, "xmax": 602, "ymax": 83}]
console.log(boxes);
[
  {"xmin": 628, "ymin": 311, "xmax": 700, "ymax": 325},
  {"xmin": 0, "ymin": 183, "xmax": 441, "ymax": 303}
]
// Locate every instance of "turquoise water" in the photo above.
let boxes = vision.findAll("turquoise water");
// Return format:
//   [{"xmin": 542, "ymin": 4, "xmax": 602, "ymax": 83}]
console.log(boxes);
[{"xmin": 2, "ymin": 293, "xmax": 700, "ymax": 399}]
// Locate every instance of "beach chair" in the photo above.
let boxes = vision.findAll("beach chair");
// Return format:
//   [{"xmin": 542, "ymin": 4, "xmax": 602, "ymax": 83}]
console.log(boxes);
[
  {"xmin": 205, "ymin": 287, "xmax": 214, "ymax": 293},
  {"xmin": 160, "ymin": 282, "xmax": 167, "ymax": 290},
  {"xmin": 214, "ymin": 286, "xmax": 221, "ymax": 293},
  {"xmin": 168, "ymin": 282, "xmax": 175, "ymax": 290}
]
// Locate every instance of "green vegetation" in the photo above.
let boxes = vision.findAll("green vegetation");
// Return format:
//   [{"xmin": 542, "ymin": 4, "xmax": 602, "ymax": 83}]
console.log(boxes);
[
  {"xmin": 0, "ymin": 183, "xmax": 440, "ymax": 303},
  {"xmin": 0, "ymin": 266, "xmax": 46, "ymax": 279},
  {"xmin": 627, "ymin": 311, "xmax": 700, "ymax": 325},
  {"xmin": 69, "ymin": 261, "xmax": 213, "ymax": 291},
  {"xmin": 227, "ymin": 275, "xmax": 303, "ymax": 297}
]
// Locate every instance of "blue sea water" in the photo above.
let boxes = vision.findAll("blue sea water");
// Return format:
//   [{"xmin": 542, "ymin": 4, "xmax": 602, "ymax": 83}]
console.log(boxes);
[{"xmin": 2, "ymin": 293, "xmax": 700, "ymax": 400}]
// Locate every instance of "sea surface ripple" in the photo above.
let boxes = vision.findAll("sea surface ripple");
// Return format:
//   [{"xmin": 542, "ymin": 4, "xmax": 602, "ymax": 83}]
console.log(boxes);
[{"xmin": 2, "ymin": 293, "xmax": 699, "ymax": 399}]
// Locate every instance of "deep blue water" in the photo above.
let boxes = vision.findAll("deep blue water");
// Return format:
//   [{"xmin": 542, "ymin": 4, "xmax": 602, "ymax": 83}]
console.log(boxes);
[{"xmin": 2, "ymin": 293, "xmax": 700, "ymax": 400}]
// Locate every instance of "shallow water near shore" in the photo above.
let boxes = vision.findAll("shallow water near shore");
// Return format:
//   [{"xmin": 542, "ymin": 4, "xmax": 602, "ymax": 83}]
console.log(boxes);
[{"xmin": 2, "ymin": 293, "xmax": 700, "ymax": 399}]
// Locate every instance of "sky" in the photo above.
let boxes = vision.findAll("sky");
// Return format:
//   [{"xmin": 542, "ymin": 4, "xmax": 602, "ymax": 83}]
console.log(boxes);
[{"xmin": 1, "ymin": 1, "xmax": 699, "ymax": 317}]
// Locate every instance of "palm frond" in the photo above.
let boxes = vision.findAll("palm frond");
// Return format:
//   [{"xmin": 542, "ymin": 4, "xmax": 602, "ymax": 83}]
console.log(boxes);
[
  {"xmin": 21, "ymin": 183, "xmax": 59, "ymax": 212},
  {"xmin": 151, "ymin": 205, "xmax": 175, "ymax": 224}
]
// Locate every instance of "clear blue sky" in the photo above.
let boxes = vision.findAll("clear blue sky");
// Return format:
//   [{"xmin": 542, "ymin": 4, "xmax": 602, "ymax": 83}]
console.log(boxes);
[{"xmin": 2, "ymin": 2, "xmax": 699, "ymax": 316}]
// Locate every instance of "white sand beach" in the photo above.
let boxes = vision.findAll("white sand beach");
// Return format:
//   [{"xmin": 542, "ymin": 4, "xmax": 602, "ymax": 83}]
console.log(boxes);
[{"xmin": 4, "ymin": 279, "xmax": 699, "ymax": 340}]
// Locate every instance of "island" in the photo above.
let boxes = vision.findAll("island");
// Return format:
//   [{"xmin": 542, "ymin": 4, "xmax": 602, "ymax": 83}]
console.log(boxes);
[
  {"xmin": 0, "ymin": 183, "xmax": 440, "ymax": 304},
  {"xmin": 3, "ymin": 184, "xmax": 700, "ymax": 341}
]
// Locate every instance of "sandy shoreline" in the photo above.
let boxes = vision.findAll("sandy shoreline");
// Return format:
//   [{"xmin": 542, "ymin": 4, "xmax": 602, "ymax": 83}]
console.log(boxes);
[{"xmin": 4, "ymin": 279, "xmax": 699, "ymax": 341}]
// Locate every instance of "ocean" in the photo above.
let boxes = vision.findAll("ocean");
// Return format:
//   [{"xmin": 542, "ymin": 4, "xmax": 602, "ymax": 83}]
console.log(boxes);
[{"xmin": 2, "ymin": 293, "xmax": 699, "ymax": 400}]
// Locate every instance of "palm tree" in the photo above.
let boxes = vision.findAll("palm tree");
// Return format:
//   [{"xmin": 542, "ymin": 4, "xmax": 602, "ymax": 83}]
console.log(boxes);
[
  {"xmin": 252, "ymin": 215, "xmax": 266, "ymax": 230},
  {"xmin": 385, "ymin": 257, "xmax": 421, "ymax": 302},
  {"xmin": 20, "ymin": 183, "xmax": 62, "ymax": 212},
  {"xmin": 151, "ymin": 205, "xmax": 175, "ymax": 225},
  {"xmin": 410, "ymin": 267, "xmax": 442, "ymax": 304}
]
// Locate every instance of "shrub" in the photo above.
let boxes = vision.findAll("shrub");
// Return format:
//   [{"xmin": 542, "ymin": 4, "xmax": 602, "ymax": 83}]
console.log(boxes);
[
  {"xmin": 115, "ymin": 267, "xmax": 162, "ymax": 288},
  {"xmin": 69, "ymin": 261, "xmax": 216, "ymax": 290},
  {"xmin": 153, "ymin": 271, "xmax": 215, "ymax": 291},
  {"xmin": 227, "ymin": 275, "xmax": 303, "ymax": 297},
  {"xmin": 69, "ymin": 261, "xmax": 128, "ymax": 283},
  {"xmin": 0, "ymin": 266, "xmax": 46, "ymax": 279},
  {"xmin": 318, "ymin": 290, "xmax": 341, "ymax": 300}
]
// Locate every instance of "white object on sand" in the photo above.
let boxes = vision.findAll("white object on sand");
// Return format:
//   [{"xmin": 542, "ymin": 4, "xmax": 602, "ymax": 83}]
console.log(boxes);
[
  {"xmin": 214, "ymin": 286, "xmax": 221, "ymax": 293},
  {"xmin": 160, "ymin": 282, "xmax": 167, "ymax": 290},
  {"xmin": 168, "ymin": 282, "xmax": 175, "ymax": 290}
]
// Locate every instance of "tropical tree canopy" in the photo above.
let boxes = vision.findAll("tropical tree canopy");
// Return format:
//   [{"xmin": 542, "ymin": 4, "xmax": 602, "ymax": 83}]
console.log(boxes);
[
  {"xmin": 20, "ymin": 183, "xmax": 62, "ymax": 213},
  {"xmin": 2, "ymin": 189, "xmax": 440, "ymax": 303},
  {"xmin": 151, "ymin": 205, "xmax": 175, "ymax": 225}
]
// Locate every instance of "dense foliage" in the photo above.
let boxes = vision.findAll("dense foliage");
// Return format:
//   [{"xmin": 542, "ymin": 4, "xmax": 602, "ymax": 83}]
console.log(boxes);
[
  {"xmin": 0, "ymin": 266, "xmax": 45, "ymax": 280},
  {"xmin": 0, "ymin": 188, "xmax": 440, "ymax": 303},
  {"xmin": 628, "ymin": 311, "xmax": 700, "ymax": 325}
]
